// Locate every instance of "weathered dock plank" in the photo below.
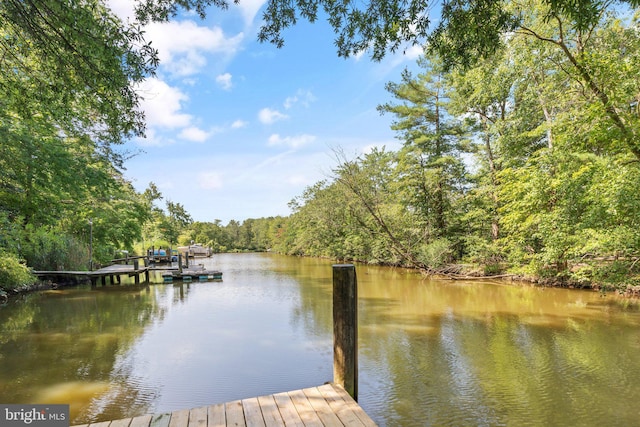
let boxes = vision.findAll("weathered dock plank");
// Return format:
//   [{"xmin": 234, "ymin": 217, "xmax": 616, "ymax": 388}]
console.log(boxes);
[
  {"xmin": 287, "ymin": 388, "xmax": 324, "ymax": 427},
  {"xmin": 207, "ymin": 403, "xmax": 226, "ymax": 427},
  {"xmin": 188, "ymin": 406, "xmax": 208, "ymax": 427},
  {"xmin": 130, "ymin": 415, "xmax": 153, "ymax": 427},
  {"xmin": 318, "ymin": 384, "xmax": 366, "ymax": 427},
  {"xmin": 225, "ymin": 400, "xmax": 246, "ymax": 427},
  {"xmin": 303, "ymin": 386, "xmax": 343, "ymax": 427},
  {"xmin": 110, "ymin": 419, "xmax": 133, "ymax": 427},
  {"xmin": 150, "ymin": 412, "xmax": 171, "ymax": 427},
  {"xmin": 323, "ymin": 386, "xmax": 377, "ymax": 427},
  {"xmin": 256, "ymin": 395, "xmax": 284, "ymax": 427},
  {"xmin": 242, "ymin": 398, "xmax": 265, "ymax": 427},
  {"xmin": 71, "ymin": 384, "xmax": 376, "ymax": 427},
  {"xmin": 272, "ymin": 391, "xmax": 304, "ymax": 427},
  {"xmin": 168, "ymin": 409, "xmax": 190, "ymax": 427}
]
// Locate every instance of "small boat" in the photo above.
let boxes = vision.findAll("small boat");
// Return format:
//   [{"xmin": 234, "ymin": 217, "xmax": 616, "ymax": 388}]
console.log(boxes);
[{"xmin": 177, "ymin": 243, "xmax": 212, "ymax": 257}]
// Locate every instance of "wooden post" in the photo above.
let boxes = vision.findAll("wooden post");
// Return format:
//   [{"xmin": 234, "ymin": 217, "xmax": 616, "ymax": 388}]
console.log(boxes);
[
  {"xmin": 178, "ymin": 254, "xmax": 183, "ymax": 274},
  {"xmin": 333, "ymin": 264, "xmax": 358, "ymax": 400}
]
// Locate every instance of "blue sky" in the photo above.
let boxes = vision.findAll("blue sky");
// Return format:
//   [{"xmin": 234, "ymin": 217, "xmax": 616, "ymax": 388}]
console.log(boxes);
[{"xmin": 108, "ymin": 0, "xmax": 424, "ymax": 224}]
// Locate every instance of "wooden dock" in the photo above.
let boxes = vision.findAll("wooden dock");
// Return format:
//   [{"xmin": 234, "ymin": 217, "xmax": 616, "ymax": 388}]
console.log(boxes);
[
  {"xmin": 35, "ymin": 263, "xmax": 150, "ymax": 286},
  {"xmin": 91, "ymin": 263, "xmax": 150, "ymax": 286},
  {"xmin": 162, "ymin": 265, "xmax": 223, "ymax": 282},
  {"xmin": 71, "ymin": 383, "xmax": 377, "ymax": 427}
]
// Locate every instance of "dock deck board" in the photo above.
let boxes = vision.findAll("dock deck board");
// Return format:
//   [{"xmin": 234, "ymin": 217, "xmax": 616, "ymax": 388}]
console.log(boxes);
[{"xmin": 72, "ymin": 384, "xmax": 376, "ymax": 427}]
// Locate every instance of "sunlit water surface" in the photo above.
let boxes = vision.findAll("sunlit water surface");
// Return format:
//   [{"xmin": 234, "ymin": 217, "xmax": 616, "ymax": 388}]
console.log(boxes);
[{"xmin": 1, "ymin": 253, "xmax": 640, "ymax": 426}]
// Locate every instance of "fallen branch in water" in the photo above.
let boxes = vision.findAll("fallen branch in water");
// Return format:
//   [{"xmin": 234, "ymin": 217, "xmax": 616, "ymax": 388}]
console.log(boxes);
[{"xmin": 447, "ymin": 274, "xmax": 517, "ymax": 280}]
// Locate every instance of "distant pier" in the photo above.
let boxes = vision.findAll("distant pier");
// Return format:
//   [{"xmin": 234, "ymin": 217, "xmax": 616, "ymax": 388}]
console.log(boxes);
[
  {"xmin": 34, "ymin": 254, "xmax": 222, "ymax": 286},
  {"xmin": 34, "ymin": 262, "xmax": 150, "ymax": 287}
]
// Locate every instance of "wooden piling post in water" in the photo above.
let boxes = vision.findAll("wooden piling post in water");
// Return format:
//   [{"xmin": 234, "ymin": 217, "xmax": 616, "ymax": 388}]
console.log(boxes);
[
  {"xmin": 133, "ymin": 259, "xmax": 140, "ymax": 284},
  {"xmin": 333, "ymin": 263, "xmax": 358, "ymax": 401}
]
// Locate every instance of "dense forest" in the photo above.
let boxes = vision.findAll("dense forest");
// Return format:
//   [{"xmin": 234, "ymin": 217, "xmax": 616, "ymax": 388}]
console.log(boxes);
[{"xmin": 1, "ymin": 1, "xmax": 639, "ymax": 293}]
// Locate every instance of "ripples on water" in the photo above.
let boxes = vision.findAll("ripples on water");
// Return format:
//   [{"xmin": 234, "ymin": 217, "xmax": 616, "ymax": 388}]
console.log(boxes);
[
  {"xmin": 354, "ymin": 270, "xmax": 640, "ymax": 427},
  {"xmin": 1, "ymin": 254, "xmax": 640, "ymax": 426}
]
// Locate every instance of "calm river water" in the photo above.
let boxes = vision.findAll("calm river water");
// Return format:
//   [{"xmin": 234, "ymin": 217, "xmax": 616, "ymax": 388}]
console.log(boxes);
[{"xmin": 1, "ymin": 253, "xmax": 640, "ymax": 426}]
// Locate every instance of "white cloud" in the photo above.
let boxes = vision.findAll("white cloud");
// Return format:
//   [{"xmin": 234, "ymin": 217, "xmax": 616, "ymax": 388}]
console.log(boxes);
[
  {"xmin": 107, "ymin": 3, "xmax": 244, "ymax": 78},
  {"xmin": 179, "ymin": 126, "xmax": 210, "ymax": 142},
  {"xmin": 233, "ymin": 0, "xmax": 268, "ymax": 26},
  {"xmin": 216, "ymin": 73, "xmax": 233, "ymax": 90},
  {"xmin": 267, "ymin": 133, "xmax": 316, "ymax": 149},
  {"xmin": 258, "ymin": 108, "xmax": 289, "ymax": 124},
  {"xmin": 199, "ymin": 171, "xmax": 224, "ymax": 190},
  {"xmin": 284, "ymin": 90, "xmax": 316, "ymax": 109},
  {"xmin": 403, "ymin": 44, "xmax": 424, "ymax": 60},
  {"xmin": 231, "ymin": 120, "xmax": 248, "ymax": 129},
  {"xmin": 136, "ymin": 78, "xmax": 221, "ymax": 146},
  {"xmin": 107, "ymin": 0, "xmax": 135, "ymax": 21},
  {"xmin": 145, "ymin": 21, "xmax": 244, "ymax": 77},
  {"xmin": 353, "ymin": 49, "xmax": 367, "ymax": 61},
  {"xmin": 138, "ymin": 77, "xmax": 192, "ymax": 129}
]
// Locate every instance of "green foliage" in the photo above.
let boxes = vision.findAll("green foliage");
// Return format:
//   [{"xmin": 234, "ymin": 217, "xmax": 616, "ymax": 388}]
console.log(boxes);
[
  {"xmin": 2, "ymin": 0, "xmax": 638, "ymax": 289},
  {"xmin": 138, "ymin": 0, "xmax": 639, "ymax": 68},
  {"xmin": 149, "ymin": 239, "xmax": 173, "ymax": 250},
  {"xmin": 417, "ymin": 238, "xmax": 454, "ymax": 269},
  {"xmin": 0, "ymin": 251, "xmax": 36, "ymax": 291},
  {"xmin": 429, "ymin": 0, "xmax": 520, "ymax": 70},
  {"xmin": 179, "ymin": 221, "xmax": 229, "ymax": 252},
  {"xmin": 202, "ymin": 3, "xmax": 640, "ymax": 287},
  {"xmin": 571, "ymin": 260, "xmax": 640, "ymax": 290},
  {"xmin": 247, "ymin": 1, "xmax": 640, "ymax": 285},
  {"xmin": 19, "ymin": 226, "xmax": 88, "ymax": 271},
  {"xmin": 1, "ymin": 0, "xmax": 157, "ymax": 143},
  {"xmin": 0, "ymin": 0, "xmax": 161, "ymax": 274}
]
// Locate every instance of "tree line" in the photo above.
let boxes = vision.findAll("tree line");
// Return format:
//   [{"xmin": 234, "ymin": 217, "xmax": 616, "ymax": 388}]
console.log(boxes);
[
  {"xmin": 214, "ymin": 3, "xmax": 640, "ymax": 291},
  {"xmin": 1, "ymin": 0, "xmax": 639, "ymax": 293}
]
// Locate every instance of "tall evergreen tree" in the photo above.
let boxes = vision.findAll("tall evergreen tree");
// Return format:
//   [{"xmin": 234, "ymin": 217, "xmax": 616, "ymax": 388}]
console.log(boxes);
[{"xmin": 379, "ymin": 55, "xmax": 468, "ymax": 239}]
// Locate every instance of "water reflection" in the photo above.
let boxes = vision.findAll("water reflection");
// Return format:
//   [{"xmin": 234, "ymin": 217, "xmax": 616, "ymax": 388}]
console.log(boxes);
[
  {"xmin": 0, "ymin": 285, "xmax": 166, "ymax": 422},
  {"xmin": 353, "ymin": 267, "xmax": 640, "ymax": 426},
  {"xmin": 1, "ymin": 254, "xmax": 640, "ymax": 426}
]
